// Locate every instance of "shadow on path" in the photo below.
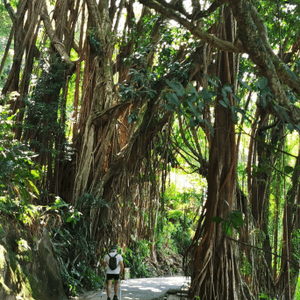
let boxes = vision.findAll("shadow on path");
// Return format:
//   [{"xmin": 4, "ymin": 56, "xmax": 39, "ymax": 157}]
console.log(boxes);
[{"xmin": 76, "ymin": 276, "xmax": 190, "ymax": 300}]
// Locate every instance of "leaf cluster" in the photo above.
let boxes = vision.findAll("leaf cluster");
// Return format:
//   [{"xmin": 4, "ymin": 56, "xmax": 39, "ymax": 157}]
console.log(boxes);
[
  {"xmin": 123, "ymin": 238, "xmax": 152, "ymax": 278},
  {"xmin": 0, "ymin": 105, "xmax": 40, "ymax": 208},
  {"xmin": 212, "ymin": 210, "xmax": 245, "ymax": 236},
  {"xmin": 49, "ymin": 197, "xmax": 103, "ymax": 296}
]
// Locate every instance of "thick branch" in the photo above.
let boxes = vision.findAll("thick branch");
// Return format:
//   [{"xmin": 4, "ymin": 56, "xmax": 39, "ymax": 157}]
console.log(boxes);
[
  {"xmin": 156, "ymin": 0, "xmax": 190, "ymax": 18},
  {"xmin": 85, "ymin": 0, "xmax": 112, "ymax": 46},
  {"xmin": 139, "ymin": 0, "xmax": 243, "ymax": 53},
  {"xmin": 40, "ymin": 3, "xmax": 73, "ymax": 66},
  {"xmin": 193, "ymin": 0, "xmax": 228, "ymax": 20},
  {"xmin": 84, "ymin": 0, "xmax": 103, "ymax": 36},
  {"xmin": 229, "ymin": 0, "xmax": 300, "ymax": 124},
  {"xmin": 249, "ymin": 5, "xmax": 300, "ymax": 94},
  {"xmin": 3, "ymin": 0, "xmax": 17, "ymax": 23}
]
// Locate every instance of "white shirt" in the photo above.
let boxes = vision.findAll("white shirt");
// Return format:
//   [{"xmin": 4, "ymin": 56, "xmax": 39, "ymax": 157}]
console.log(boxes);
[{"xmin": 104, "ymin": 250, "xmax": 123, "ymax": 274}]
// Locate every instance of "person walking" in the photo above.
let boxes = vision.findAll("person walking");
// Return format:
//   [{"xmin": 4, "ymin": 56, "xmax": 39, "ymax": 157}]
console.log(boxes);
[{"xmin": 103, "ymin": 245, "xmax": 124, "ymax": 300}]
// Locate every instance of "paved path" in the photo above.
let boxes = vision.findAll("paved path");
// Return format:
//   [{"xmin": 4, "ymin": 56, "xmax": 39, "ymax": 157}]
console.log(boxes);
[{"xmin": 76, "ymin": 276, "xmax": 190, "ymax": 300}]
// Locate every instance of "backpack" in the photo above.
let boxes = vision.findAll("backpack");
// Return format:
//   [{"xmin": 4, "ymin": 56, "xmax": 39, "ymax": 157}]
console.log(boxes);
[{"xmin": 108, "ymin": 253, "xmax": 118, "ymax": 270}]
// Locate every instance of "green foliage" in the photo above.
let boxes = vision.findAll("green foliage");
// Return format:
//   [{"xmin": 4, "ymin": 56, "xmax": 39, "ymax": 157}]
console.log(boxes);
[
  {"xmin": 165, "ymin": 79, "xmax": 215, "ymax": 135},
  {"xmin": 0, "ymin": 105, "xmax": 41, "ymax": 226},
  {"xmin": 155, "ymin": 184, "xmax": 202, "ymax": 256},
  {"xmin": 168, "ymin": 220, "xmax": 192, "ymax": 254},
  {"xmin": 0, "ymin": 4, "xmax": 13, "ymax": 88},
  {"xmin": 22, "ymin": 55, "xmax": 70, "ymax": 160},
  {"xmin": 295, "ymin": 276, "xmax": 300, "ymax": 300},
  {"xmin": 291, "ymin": 229, "xmax": 300, "ymax": 262},
  {"xmin": 49, "ymin": 198, "xmax": 103, "ymax": 296},
  {"xmin": 118, "ymin": 66, "xmax": 157, "ymax": 103},
  {"xmin": 254, "ymin": 75, "xmax": 296, "ymax": 132},
  {"xmin": 88, "ymin": 27, "xmax": 103, "ymax": 55},
  {"xmin": 76, "ymin": 192, "xmax": 109, "ymax": 209},
  {"xmin": 258, "ymin": 291, "xmax": 280, "ymax": 300},
  {"xmin": 165, "ymin": 75, "xmax": 249, "ymax": 134},
  {"xmin": 157, "ymin": 26, "xmax": 194, "ymax": 80},
  {"xmin": 117, "ymin": 15, "xmax": 162, "ymax": 105},
  {"xmin": 33, "ymin": 54, "xmax": 66, "ymax": 96},
  {"xmin": 211, "ymin": 210, "xmax": 244, "ymax": 236},
  {"xmin": 0, "ymin": 196, "xmax": 103, "ymax": 297},
  {"xmin": 123, "ymin": 238, "xmax": 152, "ymax": 278},
  {"xmin": 118, "ymin": 16, "xmax": 193, "ymax": 108},
  {"xmin": 240, "ymin": 252, "xmax": 252, "ymax": 276},
  {"xmin": 0, "ymin": 197, "xmax": 41, "ymax": 227},
  {"xmin": 0, "ymin": 106, "xmax": 40, "ymax": 202},
  {"xmin": 258, "ymin": 0, "xmax": 300, "ymax": 51},
  {"xmin": 60, "ymin": 261, "xmax": 102, "ymax": 296},
  {"xmin": 259, "ymin": 293, "xmax": 270, "ymax": 299},
  {"xmin": 0, "ymin": 103, "xmax": 102, "ymax": 297}
]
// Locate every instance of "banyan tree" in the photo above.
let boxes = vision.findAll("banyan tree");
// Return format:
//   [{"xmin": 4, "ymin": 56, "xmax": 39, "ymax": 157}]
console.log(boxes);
[{"xmin": 1, "ymin": 0, "xmax": 300, "ymax": 299}]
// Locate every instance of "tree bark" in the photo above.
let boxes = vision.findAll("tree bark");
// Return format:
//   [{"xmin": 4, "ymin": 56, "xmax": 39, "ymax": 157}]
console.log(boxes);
[{"xmin": 190, "ymin": 7, "xmax": 246, "ymax": 300}]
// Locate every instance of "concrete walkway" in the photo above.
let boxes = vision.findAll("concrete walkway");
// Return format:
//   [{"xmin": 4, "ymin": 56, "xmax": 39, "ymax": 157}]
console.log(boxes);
[{"xmin": 76, "ymin": 276, "xmax": 190, "ymax": 300}]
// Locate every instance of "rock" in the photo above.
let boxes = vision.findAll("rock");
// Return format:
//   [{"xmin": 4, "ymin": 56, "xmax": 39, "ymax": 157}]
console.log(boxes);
[
  {"xmin": 0, "ymin": 220, "xmax": 67, "ymax": 300},
  {"xmin": 35, "ymin": 228, "xmax": 68, "ymax": 300}
]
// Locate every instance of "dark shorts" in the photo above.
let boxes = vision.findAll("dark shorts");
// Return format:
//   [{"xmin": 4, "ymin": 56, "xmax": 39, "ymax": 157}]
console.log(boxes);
[{"xmin": 107, "ymin": 273, "xmax": 120, "ymax": 281}]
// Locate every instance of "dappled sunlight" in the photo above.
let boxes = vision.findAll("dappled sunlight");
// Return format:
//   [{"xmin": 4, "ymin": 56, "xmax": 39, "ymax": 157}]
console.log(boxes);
[
  {"xmin": 76, "ymin": 277, "xmax": 190, "ymax": 300},
  {"xmin": 120, "ymin": 277, "xmax": 189, "ymax": 299}
]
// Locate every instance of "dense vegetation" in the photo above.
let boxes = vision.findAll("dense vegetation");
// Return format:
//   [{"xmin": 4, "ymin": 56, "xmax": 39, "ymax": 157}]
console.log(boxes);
[{"xmin": 1, "ymin": 0, "xmax": 300, "ymax": 299}]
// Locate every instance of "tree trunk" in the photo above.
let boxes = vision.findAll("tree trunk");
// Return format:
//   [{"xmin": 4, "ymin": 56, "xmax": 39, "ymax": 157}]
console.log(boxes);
[
  {"xmin": 275, "ymin": 144, "xmax": 300, "ymax": 299},
  {"xmin": 190, "ymin": 7, "xmax": 245, "ymax": 300}
]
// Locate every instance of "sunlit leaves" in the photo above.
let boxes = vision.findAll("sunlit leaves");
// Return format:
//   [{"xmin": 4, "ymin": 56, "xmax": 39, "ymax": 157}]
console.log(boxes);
[
  {"xmin": 0, "ymin": 105, "xmax": 41, "ymax": 202},
  {"xmin": 259, "ymin": 0, "xmax": 300, "ymax": 50},
  {"xmin": 238, "ymin": 78, "xmax": 253, "ymax": 92},
  {"xmin": 165, "ymin": 76, "xmax": 243, "ymax": 130}
]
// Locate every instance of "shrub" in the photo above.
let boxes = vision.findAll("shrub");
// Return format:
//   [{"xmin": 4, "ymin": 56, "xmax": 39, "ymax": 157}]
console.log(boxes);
[{"xmin": 123, "ymin": 238, "xmax": 152, "ymax": 278}]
